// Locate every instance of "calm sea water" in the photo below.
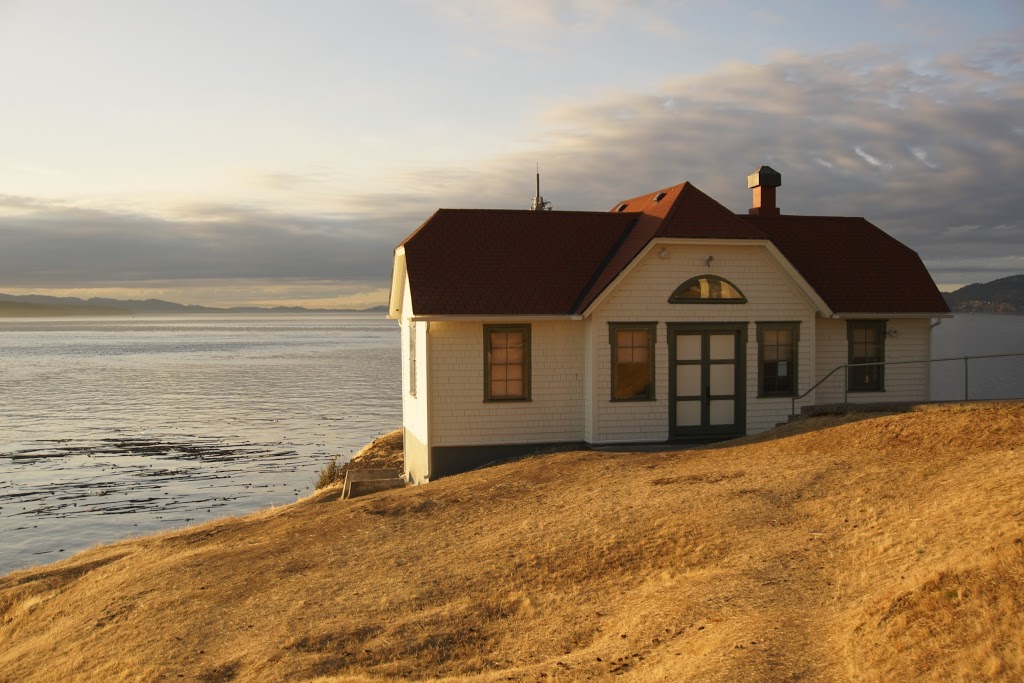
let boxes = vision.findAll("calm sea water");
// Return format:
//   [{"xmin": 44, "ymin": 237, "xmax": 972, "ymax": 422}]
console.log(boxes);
[
  {"xmin": 1, "ymin": 313, "xmax": 1021, "ymax": 575},
  {"xmin": 930, "ymin": 314, "xmax": 1024, "ymax": 401},
  {"xmin": 0, "ymin": 314, "xmax": 400, "ymax": 574}
]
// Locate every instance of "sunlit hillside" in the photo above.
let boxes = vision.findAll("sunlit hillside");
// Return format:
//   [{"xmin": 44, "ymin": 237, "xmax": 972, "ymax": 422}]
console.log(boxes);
[{"xmin": 1, "ymin": 402, "xmax": 1022, "ymax": 682}]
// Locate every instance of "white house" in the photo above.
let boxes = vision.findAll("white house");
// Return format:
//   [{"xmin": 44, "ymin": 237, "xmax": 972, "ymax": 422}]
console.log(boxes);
[{"xmin": 388, "ymin": 167, "xmax": 950, "ymax": 484}]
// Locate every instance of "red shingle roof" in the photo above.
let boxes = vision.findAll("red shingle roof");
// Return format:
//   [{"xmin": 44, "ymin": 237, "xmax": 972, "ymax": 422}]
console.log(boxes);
[
  {"xmin": 573, "ymin": 183, "xmax": 767, "ymax": 311},
  {"xmin": 744, "ymin": 215, "xmax": 950, "ymax": 314},
  {"xmin": 398, "ymin": 183, "xmax": 948, "ymax": 317},
  {"xmin": 401, "ymin": 209, "xmax": 635, "ymax": 315}
]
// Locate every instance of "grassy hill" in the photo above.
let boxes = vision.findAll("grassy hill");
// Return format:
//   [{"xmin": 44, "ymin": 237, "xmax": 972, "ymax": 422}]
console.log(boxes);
[{"xmin": 1, "ymin": 402, "xmax": 1022, "ymax": 682}]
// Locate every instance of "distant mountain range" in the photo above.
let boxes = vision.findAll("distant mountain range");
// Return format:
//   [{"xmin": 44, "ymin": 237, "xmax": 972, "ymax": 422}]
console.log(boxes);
[
  {"xmin": 6, "ymin": 275, "xmax": 1020, "ymax": 317},
  {"xmin": 942, "ymin": 274, "xmax": 1024, "ymax": 314},
  {"xmin": 0, "ymin": 293, "xmax": 388, "ymax": 317}
]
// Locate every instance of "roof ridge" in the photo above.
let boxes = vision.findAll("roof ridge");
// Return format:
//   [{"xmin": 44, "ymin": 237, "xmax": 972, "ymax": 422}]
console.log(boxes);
[
  {"xmin": 652, "ymin": 181, "xmax": 690, "ymax": 226},
  {"xmin": 435, "ymin": 207, "xmax": 621, "ymax": 216},
  {"xmin": 655, "ymin": 182, "xmax": 767, "ymax": 239}
]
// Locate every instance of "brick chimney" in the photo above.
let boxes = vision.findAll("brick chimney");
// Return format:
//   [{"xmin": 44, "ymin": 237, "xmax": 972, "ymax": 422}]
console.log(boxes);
[{"xmin": 747, "ymin": 165, "xmax": 781, "ymax": 216}]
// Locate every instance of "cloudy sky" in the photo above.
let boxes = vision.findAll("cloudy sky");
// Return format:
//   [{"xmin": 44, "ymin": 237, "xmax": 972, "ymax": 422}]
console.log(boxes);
[{"xmin": 0, "ymin": 0, "xmax": 1021, "ymax": 307}]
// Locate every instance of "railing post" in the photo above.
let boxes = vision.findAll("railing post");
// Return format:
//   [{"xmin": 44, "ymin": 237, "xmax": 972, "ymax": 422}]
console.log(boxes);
[
  {"xmin": 964, "ymin": 356, "xmax": 969, "ymax": 401},
  {"xmin": 844, "ymin": 365, "xmax": 848, "ymax": 407}
]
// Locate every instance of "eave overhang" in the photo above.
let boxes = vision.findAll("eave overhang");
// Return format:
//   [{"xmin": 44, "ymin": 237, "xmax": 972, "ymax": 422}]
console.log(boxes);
[
  {"xmin": 386, "ymin": 246, "xmax": 407, "ymax": 320},
  {"xmin": 829, "ymin": 312, "xmax": 954, "ymax": 319}
]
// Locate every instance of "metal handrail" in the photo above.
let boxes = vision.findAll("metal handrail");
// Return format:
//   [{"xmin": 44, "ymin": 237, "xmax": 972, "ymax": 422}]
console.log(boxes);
[{"xmin": 791, "ymin": 351, "xmax": 1024, "ymax": 416}]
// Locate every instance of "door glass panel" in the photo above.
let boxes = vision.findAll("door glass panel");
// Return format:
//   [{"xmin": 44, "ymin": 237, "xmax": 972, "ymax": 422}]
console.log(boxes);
[
  {"xmin": 677, "ymin": 400, "xmax": 701, "ymax": 427},
  {"xmin": 709, "ymin": 400, "xmax": 735, "ymax": 426},
  {"xmin": 677, "ymin": 334, "xmax": 701, "ymax": 361},
  {"xmin": 709, "ymin": 364, "xmax": 734, "ymax": 395},
  {"xmin": 676, "ymin": 365, "xmax": 701, "ymax": 397},
  {"xmin": 709, "ymin": 334, "xmax": 734, "ymax": 360}
]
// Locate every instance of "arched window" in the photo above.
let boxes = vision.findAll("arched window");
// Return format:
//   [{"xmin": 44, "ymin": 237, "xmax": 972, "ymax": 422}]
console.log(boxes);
[{"xmin": 668, "ymin": 275, "xmax": 747, "ymax": 304}]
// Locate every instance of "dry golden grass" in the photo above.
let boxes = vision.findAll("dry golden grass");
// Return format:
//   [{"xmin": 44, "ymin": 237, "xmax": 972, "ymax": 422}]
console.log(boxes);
[{"xmin": 1, "ymin": 402, "xmax": 1022, "ymax": 682}]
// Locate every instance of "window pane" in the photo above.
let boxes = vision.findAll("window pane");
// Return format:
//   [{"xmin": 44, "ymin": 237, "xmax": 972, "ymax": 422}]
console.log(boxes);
[
  {"xmin": 760, "ymin": 324, "xmax": 797, "ymax": 396},
  {"xmin": 719, "ymin": 281, "xmax": 741, "ymax": 298},
  {"xmin": 487, "ymin": 325, "xmax": 529, "ymax": 400},
  {"xmin": 613, "ymin": 327, "xmax": 652, "ymax": 399},
  {"xmin": 710, "ymin": 364, "xmax": 734, "ymax": 395},
  {"xmin": 709, "ymin": 400, "xmax": 734, "ymax": 425},
  {"xmin": 709, "ymin": 334, "xmax": 733, "ymax": 360},
  {"xmin": 677, "ymin": 365, "xmax": 701, "ymax": 396},
  {"xmin": 677, "ymin": 400, "xmax": 701, "ymax": 426},
  {"xmin": 848, "ymin": 322, "xmax": 884, "ymax": 391},
  {"xmin": 615, "ymin": 364, "xmax": 650, "ymax": 399},
  {"xmin": 671, "ymin": 276, "xmax": 746, "ymax": 302},
  {"xmin": 677, "ymin": 335, "xmax": 700, "ymax": 360}
]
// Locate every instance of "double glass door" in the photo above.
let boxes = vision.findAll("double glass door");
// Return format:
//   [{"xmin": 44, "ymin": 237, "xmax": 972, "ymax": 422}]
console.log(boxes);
[{"xmin": 669, "ymin": 325, "xmax": 745, "ymax": 439}]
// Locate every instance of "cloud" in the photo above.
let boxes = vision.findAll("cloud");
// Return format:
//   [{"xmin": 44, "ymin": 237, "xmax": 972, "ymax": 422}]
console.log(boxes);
[
  {"xmin": 853, "ymin": 146, "xmax": 889, "ymax": 169},
  {"xmin": 465, "ymin": 41, "xmax": 1023, "ymax": 287},
  {"xmin": 0, "ymin": 197, "xmax": 412, "ymax": 293},
  {"xmin": 2, "ymin": 40, "xmax": 1021, "ymax": 302},
  {"xmin": 429, "ymin": 0, "xmax": 686, "ymax": 39}
]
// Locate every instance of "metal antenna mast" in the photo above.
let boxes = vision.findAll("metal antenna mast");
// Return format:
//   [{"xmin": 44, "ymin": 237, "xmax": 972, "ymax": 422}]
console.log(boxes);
[{"xmin": 531, "ymin": 164, "xmax": 552, "ymax": 211}]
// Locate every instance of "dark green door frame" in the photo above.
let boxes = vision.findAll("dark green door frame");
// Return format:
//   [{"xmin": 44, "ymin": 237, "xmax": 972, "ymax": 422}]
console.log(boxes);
[{"xmin": 667, "ymin": 322, "xmax": 747, "ymax": 440}]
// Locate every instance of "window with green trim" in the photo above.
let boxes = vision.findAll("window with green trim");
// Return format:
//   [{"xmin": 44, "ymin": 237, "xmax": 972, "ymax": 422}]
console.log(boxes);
[
  {"xmin": 610, "ymin": 323, "xmax": 656, "ymax": 401},
  {"xmin": 484, "ymin": 324, "xmax": 531, "ymax": 401},
  {"xmin": 757, "ymin": 322, "xmax": 799, "ymax": 397},
  {"xmin": 848, "ymin": 320, "xmax": 886, "ymax": 391},
  {"xmin": 669, "ymin": 275, "xmax": 747, "ymax": 304}
]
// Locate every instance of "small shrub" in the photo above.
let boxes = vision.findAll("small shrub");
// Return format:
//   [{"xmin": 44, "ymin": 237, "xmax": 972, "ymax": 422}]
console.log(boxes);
[{"xmin": 315, "ymin": 455, "xmax": 342, "ymax": 490}]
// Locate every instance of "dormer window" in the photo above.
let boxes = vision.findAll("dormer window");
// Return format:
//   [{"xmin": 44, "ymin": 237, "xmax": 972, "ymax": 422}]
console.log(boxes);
[{"xmin": 668, "ymin": 275, "xmax": 747, "ymax": 304}]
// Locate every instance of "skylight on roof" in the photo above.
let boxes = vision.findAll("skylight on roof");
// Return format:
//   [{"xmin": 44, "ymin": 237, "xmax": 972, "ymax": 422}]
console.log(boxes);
[
  {"xmin": 654, "ymin": 192, "xmax": 667, "ymax": 203},
  {"xmin": 616, "ymin": 203, "xmax": 628, "ymax": 212}
]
